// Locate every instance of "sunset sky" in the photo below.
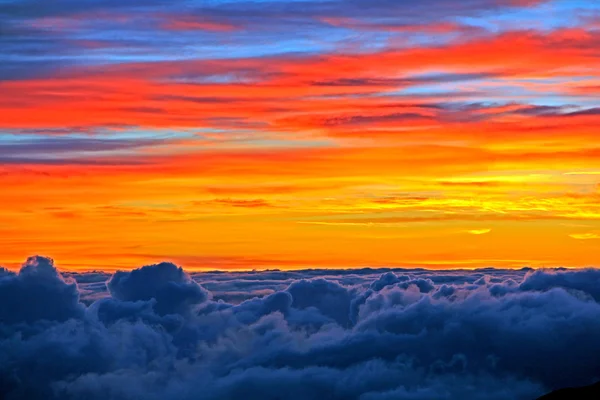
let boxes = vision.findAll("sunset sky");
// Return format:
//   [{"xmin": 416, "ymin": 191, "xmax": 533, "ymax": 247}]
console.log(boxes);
[{"xmin": 1, "ymin": 0, "xmax": 600, "ymax": 270}]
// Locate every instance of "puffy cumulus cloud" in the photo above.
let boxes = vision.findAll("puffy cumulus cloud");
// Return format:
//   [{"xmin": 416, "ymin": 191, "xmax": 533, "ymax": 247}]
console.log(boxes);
[
  {"xmin": 55, "ymin": 359, "xmax": 544, "ymax": 400},
  {"xmin": 0, "ymin": 267, "xmax": 13, "ymax": 278},
  {"xmin": 2, "ymin": 257, "xmax": 600, "ymax": 399},
  {"xmin": 370, "ymin": 272, "xmax": 410, "ymax": 291},
  {"xmin": 107, "ymin": 262, "xmax": 210, "ymax": 316},
  {"xmin": 211, "ymin": 288, "xmax": 276, "ymax": 304},
  {"xmin": 286, "ymin": 278, "xmax": 354, "ymax": 327},
  {"xmin": 0, "ymin": 256, "xmax": 84, "ymax": 325},
  {"xmin": 88, "ymin": 298, "xmax": 184, "ymax": 333},
  {"xmin": 520, "ymin": 268, "xmax": 600, "ymax": 301}
]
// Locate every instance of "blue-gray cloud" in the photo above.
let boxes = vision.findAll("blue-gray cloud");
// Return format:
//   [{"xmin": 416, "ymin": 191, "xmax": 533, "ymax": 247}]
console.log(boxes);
[{"xmin": 1, "ymin": 258, "xmax": 599, "ymax": 399}]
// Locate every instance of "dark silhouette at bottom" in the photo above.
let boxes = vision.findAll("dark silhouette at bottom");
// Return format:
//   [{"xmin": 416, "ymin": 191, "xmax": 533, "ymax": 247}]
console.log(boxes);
[{"xmin": 537, "ymin": 382, "xmax": 600, "ymax": 399}]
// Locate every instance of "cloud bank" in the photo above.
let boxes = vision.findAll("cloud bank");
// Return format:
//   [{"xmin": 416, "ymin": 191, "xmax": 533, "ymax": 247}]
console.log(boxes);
[{"xmin": 2, "ymin": 256, "xmax": 600, "ymax": 399}]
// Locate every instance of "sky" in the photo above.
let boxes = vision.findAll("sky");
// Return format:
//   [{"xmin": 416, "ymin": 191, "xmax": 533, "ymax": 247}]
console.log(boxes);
[{"xmin": 1, "ymin": 0, "xmax": 600, "ymax": 270}]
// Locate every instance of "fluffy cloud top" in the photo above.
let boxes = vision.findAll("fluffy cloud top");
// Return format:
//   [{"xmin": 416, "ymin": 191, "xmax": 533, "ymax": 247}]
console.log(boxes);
[
  {"xmin": 107, "ymin": 262, "xmax": 209, "ymax": 316},
  {"xmin": 1, "ymin": 258, "xmax": 600, "ymax": 399},
  {"xmin": 0, "ymin": 256, "xmax": 83, "ymax": 325}
]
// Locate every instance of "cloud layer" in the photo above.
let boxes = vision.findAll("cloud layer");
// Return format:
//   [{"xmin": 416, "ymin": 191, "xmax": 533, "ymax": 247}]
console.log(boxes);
[{"xmin": 2, "ymin": 256, "xmax": 600, "ymax": 399}]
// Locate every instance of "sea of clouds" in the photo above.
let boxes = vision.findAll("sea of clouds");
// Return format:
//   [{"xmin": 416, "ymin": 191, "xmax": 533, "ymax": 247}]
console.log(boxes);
[{"xmin": 2, "ymin": 256, "xmax": 600, "ymax": 399}]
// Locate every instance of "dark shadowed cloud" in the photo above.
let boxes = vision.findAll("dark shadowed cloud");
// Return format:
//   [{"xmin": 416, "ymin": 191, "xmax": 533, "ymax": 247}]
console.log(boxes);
[
  {"xmin": 0, "ymin": 256, "xmax": 83, "ymax": 324},
  {"xmin": 1, "ymin": 257, "xmax": 600, "ymax": 399},
  {"xmin": 107, "ymin": 262, "xmax": 210, "ymax": 316}
]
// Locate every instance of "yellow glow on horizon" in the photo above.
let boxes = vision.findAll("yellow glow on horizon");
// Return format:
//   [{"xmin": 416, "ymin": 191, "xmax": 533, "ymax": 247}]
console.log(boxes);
[
  {"xmin": 569, "ymin": 233, "xmax": 600, "ymax": 240},
  {"xmin": 467, "ymin": 229, "xmax": 492, "ymax": 235}
]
